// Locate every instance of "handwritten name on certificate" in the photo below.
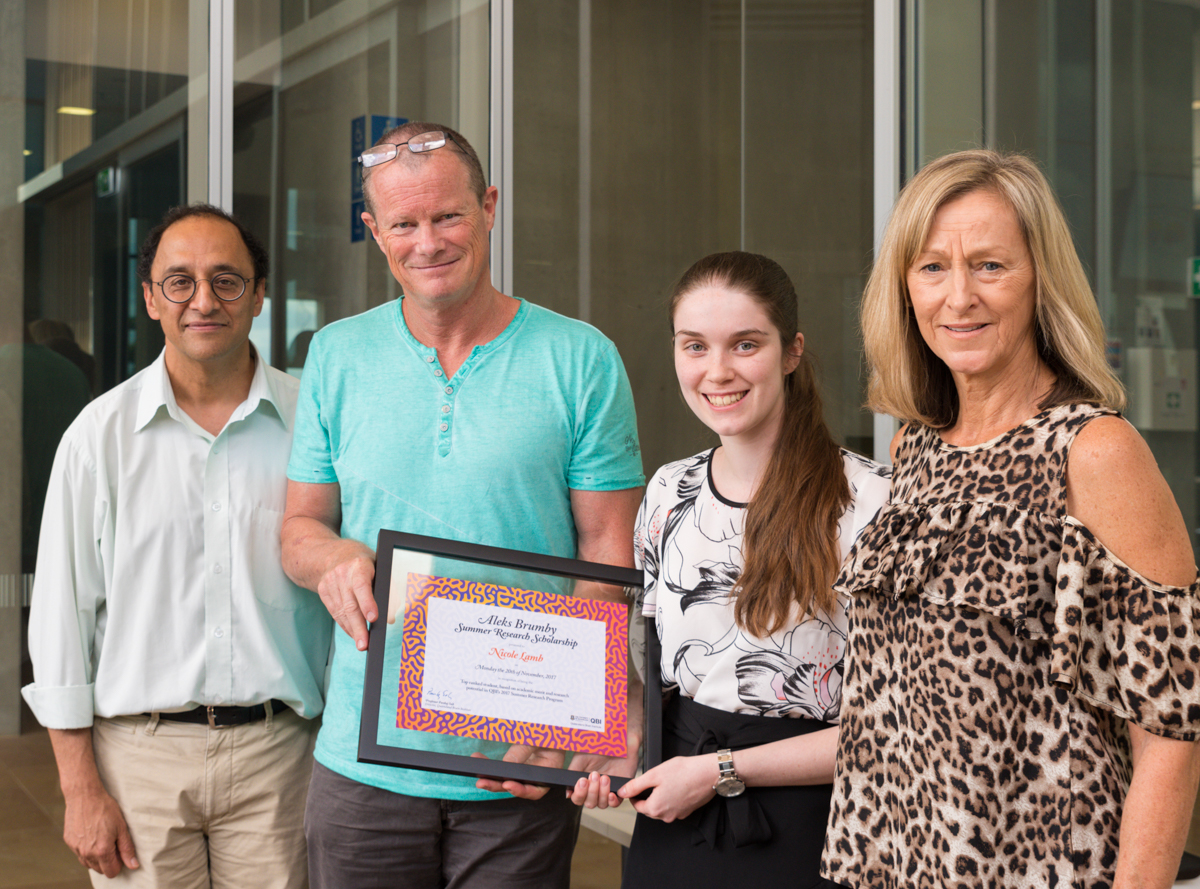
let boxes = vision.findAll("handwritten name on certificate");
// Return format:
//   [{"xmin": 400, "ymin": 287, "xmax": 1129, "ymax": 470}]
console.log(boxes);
[
  {"xmin": 422, "ymin": 597, "xmax": 607, "ymax": 734},
  {"xmin": 395, "ymin": 572, "xmax": 627, "ymax": 756}
]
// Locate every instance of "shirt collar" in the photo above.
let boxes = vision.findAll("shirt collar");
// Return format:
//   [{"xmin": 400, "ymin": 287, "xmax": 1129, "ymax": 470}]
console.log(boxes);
[
  {"xmin": 134, "ymin": 347, "xmax": 289, "ymax": 434},
  {"xmin": 393, "ymin": 296, "xmax": 529, "ymax": 361}
]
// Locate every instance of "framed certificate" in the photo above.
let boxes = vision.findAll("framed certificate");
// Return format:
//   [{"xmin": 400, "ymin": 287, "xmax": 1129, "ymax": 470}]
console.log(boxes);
[{"xmin": 359, "ymin": 530, "xmax": 659, "ymax": 791}]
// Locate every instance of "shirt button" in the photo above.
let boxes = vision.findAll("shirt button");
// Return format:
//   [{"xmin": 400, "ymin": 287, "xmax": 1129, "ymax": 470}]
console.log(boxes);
[
  {"xmin": 425, "ymin": 355, "xmax": 435, "ymax": 363},
  {"xmin": 434, "ymin": 369, "xmax": 444, "ymax": 377},
  {"xmin": 440, "ymin": 423, "xmax": 448, "ymax": 432},
  {"xmin": 441, "ymin": 404, "xmax": 451, "ymax": 414},
  {"xmin": 211, "ymin": 502, "xmax": 222, "ymax": 511},
  {"xmin": 444, "ymin": 386, "xmax": 453, "ymax": 394},
  {"xmin": 214, "ymin": 627, "xmax": 224, "ymax": 638},
  {"xmin": 213, "ymin": 564, "xmax": 223, "ymax": 574}
]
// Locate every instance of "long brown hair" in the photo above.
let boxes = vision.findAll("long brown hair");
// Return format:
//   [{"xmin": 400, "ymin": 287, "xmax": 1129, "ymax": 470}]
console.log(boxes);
[{"xmin": 670, "ymin": 252, "xmax": 851, "ymax": 635}]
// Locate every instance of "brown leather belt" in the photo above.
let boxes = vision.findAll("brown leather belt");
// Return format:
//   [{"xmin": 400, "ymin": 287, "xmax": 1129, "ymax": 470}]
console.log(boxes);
[{"xmin": 149, "ymin": 700, "xmax": 289, "ymax": 729}]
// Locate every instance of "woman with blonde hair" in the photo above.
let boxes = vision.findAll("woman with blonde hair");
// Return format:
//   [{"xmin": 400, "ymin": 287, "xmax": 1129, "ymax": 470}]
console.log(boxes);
[{"xmin": 821, "ymin": 148, "xmax": 1200, "ymax": 889}]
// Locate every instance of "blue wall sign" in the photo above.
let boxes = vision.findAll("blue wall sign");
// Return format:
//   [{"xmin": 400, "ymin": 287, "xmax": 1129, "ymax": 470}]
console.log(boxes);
[{"xmin": 352, "ymin": 115, "xmax": 406, "ymax": 242}]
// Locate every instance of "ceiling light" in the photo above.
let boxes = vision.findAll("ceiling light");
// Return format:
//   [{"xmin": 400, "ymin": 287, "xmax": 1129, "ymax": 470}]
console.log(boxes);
[{"xmin": 57, "ymin": 106, "xmax": 95, "ymax": 116}]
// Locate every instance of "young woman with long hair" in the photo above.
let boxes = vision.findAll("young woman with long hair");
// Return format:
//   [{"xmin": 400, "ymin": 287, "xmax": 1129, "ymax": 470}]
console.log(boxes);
[{"xmin": 571, "ymin": 251, "xmax": 889, "ymax": 887}]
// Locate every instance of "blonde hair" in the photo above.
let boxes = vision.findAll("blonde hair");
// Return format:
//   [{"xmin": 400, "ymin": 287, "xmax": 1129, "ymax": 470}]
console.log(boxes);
[{"xmin": 861, "ymin": 149, "xmax": 1124, "ymax": 427}]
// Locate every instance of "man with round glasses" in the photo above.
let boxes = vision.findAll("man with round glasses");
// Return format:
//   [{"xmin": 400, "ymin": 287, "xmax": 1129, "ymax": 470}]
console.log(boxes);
[
  {"xmin": 283, "ymin": 121, "xmax": 644, "ymax": 888},
  {"xmin": 24, "ymin": 204, "xmax": 332, "ymax": 888}
]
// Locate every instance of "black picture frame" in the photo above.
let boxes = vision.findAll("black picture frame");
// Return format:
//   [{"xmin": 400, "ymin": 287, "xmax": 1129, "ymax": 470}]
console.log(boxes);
[{"xmin": 359, "ymin": 530, "xmax": 658, "ymax": 792}]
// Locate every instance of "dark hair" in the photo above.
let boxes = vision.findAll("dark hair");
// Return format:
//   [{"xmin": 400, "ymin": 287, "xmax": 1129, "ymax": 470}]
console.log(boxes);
[
  {"xmin": 137, "ymin": 203, "xmax": 268, "ymax": 285},
  {"xmin": 362, "ymin": 121, "xmax": 487, "ymax": 217},
  {"xmin": 670, "ymin": 251, "xmax": 851, "ymax": 634}
]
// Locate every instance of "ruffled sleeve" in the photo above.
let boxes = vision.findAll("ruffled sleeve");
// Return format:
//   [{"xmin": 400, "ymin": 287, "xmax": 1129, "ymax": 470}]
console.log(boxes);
[
  {"xmin": 838, "ymin": 499, "xmax": 1200, "ymax": 739},
  {"xmin": 834, "ymin": 500, "xmax": 1055, "ymax": 635},
  {"xmin": 1050, "ymin": 519, "xmax": 1200, "ymax": 740}
]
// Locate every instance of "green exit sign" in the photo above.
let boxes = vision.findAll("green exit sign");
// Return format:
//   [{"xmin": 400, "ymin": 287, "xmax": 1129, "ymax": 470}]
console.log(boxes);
[
  {"xmin": 96, "ymin": 167, "xmax": 116, "ymax": 197},
  {"xmin": 1192, "ymin": 256, "xmax": 1200, "ymax": 297}
]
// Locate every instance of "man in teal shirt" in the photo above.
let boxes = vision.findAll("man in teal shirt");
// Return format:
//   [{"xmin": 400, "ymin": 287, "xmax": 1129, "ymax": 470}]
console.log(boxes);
[{"xmin": 282, "ymin": 122, "xmax": 644, "ymax": 888}]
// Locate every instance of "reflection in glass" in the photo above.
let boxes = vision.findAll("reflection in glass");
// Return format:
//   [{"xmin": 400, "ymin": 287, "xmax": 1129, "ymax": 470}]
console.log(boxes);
[
  {"xmin": 24, "ymin": 1, "xmax": 189, "ymax": 180},
  {"xmin": 233, "ymin": 0, "xmax": 489, "ymax": 372},
  {"xmin": 379, "ymin": 548, "xmax": 580, "ymax": 756},
  {"xmin": 513, "ymin": 1, "xmax": 876, "ymax": 473},
  {"xmin": 917, "ymin": 0, "xmax": 1200, "ymax": 558}
]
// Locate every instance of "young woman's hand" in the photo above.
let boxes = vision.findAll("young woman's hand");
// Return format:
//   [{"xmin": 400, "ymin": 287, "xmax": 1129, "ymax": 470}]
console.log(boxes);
[
  {"xmin": 567, "ymin": 726, "xmax": 643, "ymax": 809},
  {"xmin": 568, "ymin": 770, "xmax": 623, "ymax": 809},
  {"xmin": 616, "ymin": 753, "xmax": 720, "ymax": 822}
]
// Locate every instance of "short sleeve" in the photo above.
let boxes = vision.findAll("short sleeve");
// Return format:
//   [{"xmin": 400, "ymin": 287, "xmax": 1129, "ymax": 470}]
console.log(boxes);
[
  {"xmin": 287, "ymin": 331, "xmax": 338, "ymax": 485},
  {"xmin": 565, "ymin": 341, "xmax": 644, "ymax": 492},
  {"xmin": 1052, "ymin": 519, "xmax": 1200, "ymax": 741}
]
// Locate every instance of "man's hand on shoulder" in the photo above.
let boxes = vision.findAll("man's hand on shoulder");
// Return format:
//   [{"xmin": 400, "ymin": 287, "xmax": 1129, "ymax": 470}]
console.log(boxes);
[{"xmin": 63, "ymin": 784, "xmax": 138, "ymax": 877}]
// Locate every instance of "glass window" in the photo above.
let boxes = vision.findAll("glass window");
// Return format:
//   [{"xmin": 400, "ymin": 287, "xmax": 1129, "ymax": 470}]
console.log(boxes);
[
  {"xmin": 914, "ymin": 0, "xmax": 1200, "ymax": 561},
  {"xmin": 23, "ymin": 1, "xmax": 189, "ymax": 182},
  {"xmin": 3, "ymin": 0, "xmax": 196, "ymax": 740},
  {"xmin": 21, "ymin": 0, "xmax": 191, "ymax": 392},
  {"xmin": 232, "ymin": 0, "xmax": 490, "ymax": 373},
  {"xmin": 513, "ymin": 1, "xmax": 876, "ymax": 475},
  {"xmin": 1100, "ymin": 1, "xmax": 1200, "ymax": 559}
]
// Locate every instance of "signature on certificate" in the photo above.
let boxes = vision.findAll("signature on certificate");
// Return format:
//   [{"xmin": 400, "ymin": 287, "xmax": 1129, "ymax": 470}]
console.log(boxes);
[{"xmin": 426, "ymin": 688, "xmax": 455, "ymax": 707}]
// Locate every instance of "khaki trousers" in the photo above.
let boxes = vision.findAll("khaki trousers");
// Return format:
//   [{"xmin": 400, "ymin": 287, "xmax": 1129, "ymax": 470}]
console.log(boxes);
[{"xmin": 90, "ymin": 706, "xmax": 317, "ymax": 888}]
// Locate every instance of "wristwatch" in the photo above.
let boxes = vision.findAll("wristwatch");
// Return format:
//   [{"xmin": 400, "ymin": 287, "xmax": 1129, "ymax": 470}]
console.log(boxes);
[{"xmin": 712, "ymin": 748, "xmax": 746, "ymax": 798}]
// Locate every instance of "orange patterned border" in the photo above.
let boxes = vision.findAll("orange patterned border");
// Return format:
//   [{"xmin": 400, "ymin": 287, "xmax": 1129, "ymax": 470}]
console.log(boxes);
[{"xmin": 397, "ymin": 573, "xmax": 627, "ymax": 757}]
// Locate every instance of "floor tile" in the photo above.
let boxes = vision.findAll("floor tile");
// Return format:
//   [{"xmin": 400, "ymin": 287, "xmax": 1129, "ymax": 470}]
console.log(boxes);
[
  {"xmin": 570, "ymin": 827, "xmax": 622, "ymax": 889},
  {"xmin": 0, "ymin": 768, "xmax": 51, "ymax": 833},
  {"xmin": 0, "ymin": 724, "xmax": 621, "ymax": 887},
  {"xmin": 0, "ymin": 732, "xmax": 54, "ymax": 772},
  {"xmin": 11, "ymin": 763, "xmax": 65, "ymax": 813},
  {"xmin": 0, "ymin": 827, "xmax": 89, "ymax": 888}
]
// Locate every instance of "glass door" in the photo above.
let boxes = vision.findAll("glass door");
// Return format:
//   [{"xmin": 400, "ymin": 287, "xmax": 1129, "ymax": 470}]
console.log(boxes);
[
  {"xmin": 113, "ymin": 132, "xmax": 185, "ymax": 382},
  {"xmin": 909, "ymin": 0, "xmax": 1200, "ymax": 853},
  {"xmin": 511, "ymin": 1, "xmax": 877, "ymax": 474}
]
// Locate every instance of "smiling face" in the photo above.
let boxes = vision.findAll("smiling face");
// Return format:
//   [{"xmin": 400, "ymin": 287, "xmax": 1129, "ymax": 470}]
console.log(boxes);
[
  {"xmin": 142, "ymin": 214, "xmax": 263, "ymax": 374},
  {"xmin": 672, "ymin": 285, "xmax": 803, "ymax": 447},
  {"xmin": 362, "ymin": 149, "xmax": 497, "ymax": 313},
  {"xmin": 907, "ymin": 189, "xmax": 1040, "ymax": 388}
]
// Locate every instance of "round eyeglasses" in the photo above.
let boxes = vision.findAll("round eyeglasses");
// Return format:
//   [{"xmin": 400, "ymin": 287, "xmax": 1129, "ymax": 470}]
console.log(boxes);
[
  {"xmin": 153, "ymin": 273, "xmax": 254, "ymax": 304},
  {"xmin": 358, "ymin": 130, "xmax": 458, "ymax": 169}
]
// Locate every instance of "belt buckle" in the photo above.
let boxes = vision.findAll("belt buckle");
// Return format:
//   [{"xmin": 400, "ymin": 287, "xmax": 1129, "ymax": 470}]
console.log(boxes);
[{"xmin": 206, "ymin": 705, "xmax": 224, "ymax": 729}]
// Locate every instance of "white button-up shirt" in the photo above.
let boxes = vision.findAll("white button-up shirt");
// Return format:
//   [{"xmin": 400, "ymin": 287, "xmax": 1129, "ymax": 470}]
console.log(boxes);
[{"xmin": 22, "ymin": 351, "xmax": 332, "ymax": 729}]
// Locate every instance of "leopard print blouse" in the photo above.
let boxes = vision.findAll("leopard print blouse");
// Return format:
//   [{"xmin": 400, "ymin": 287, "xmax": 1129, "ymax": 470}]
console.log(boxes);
[{"xmin": 820, "ymin": 403, "xmax": 1200, "ymax": 889}]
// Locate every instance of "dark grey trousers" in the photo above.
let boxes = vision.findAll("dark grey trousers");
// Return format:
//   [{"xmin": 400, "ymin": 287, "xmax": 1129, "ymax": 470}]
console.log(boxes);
[{"xmin": 304, "ymin": 761, "xmax": 581, "ymax": 889}]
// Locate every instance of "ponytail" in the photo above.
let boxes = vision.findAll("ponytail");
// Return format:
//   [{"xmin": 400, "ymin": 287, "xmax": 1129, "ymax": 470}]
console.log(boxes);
[{"xmin": 735, "ymin": 355, "xmax": 849, "ymax": 634}]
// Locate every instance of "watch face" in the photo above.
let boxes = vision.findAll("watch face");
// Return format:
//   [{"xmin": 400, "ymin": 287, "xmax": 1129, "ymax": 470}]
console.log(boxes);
[{"xmin": 715, "ymin": 777, "xmax": 746, "ymax": 798}]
